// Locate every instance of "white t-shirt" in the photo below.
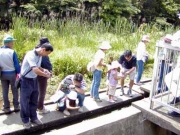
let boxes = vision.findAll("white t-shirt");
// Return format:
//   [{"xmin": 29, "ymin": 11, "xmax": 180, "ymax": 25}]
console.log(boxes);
[
  {"xmin": 94, "ymin": 49, "xmax": 105, "ymax": 70},
  {"xmin": 136, "ymin": 41, "xmax": 148, "ymax": 60}
]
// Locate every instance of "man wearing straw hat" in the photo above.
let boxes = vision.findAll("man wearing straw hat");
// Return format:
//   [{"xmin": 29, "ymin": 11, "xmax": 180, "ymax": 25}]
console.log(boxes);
[
  {"xmin": 0, "ymin": 34, "xmax": 20, "ymax": 114},
  {"xmin": 91, "ymin": 41, "xmax": 111, "ymax": 102}
]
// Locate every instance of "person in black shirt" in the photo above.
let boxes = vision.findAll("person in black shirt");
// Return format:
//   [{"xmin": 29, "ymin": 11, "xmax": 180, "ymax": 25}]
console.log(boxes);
[{"xmin": 118, "ymin": 50, "xmax": 136, "ymax": 97}]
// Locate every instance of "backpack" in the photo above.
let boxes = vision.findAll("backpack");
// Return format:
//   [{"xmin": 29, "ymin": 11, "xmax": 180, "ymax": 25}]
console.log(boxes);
[{"xmin": 87, "ymin": 61, "xmax": 95, "ymax": 72}]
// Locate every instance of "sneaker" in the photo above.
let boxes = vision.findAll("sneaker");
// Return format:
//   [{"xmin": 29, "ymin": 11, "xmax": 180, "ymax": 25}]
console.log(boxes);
[
  {"xmin": 2, "ymin": 108, "xmax": 12, "ymax": 114},
  {"xmin": 78, "ymin": 107, "xmax": 84, "ymax": 113},
  {"xmin": 31, "ymin": 119, "xmax": 43, "ymax": 125},
  {"xmin": 23, "ymin": 122, "xmax": 31, "ymax": 129},
  {"xmin": 14, "ymin": 106, "xmax": 20, "ymax": 112},
  {"xmin": 38, "ymin": 106, "xmax": 50, "ymax": 114},
  {"xmin": 134, "ymin": 82, "xmax": 143, "ymax": 86},
  {"xmin": 108, "ymin": 99, "xmax": 115, "ymax": 103},
  {"xmin": 93, "ymin": 98, "xmax": 102, "ymax": 102},
  {"xmin": 63, "ymin": 110, "xmax": 70, "ymax": 116},
  {"xmin": 127, "ymin": 90, "xmax": 133, "ymax": 97},
  {"xmin": 113, "ymin": 96, "xmax": 117, "ymax": 101},
  {"xmin": 120, "ymin": 89, "xmax": 124, "ymax": 96},
  {"xmin": 167, "ymin": 111, "xmax": 180, "ymax": 117}
]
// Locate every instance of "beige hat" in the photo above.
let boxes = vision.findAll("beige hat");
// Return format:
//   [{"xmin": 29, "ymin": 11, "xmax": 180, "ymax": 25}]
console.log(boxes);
[
  {"xmin": 142, "ymin": 35, "xmax": 150, "ymax": 42},
  {"xmin": 67, "ymin": 91, "xmax": 77, "ymax": 100},
  {"xmin": 108, "ymin": 61, "xmax": 120, "ymax": 71},
  {"xmin": 99, "ymin": 41, "xmax": 112, "ymax": 50}
]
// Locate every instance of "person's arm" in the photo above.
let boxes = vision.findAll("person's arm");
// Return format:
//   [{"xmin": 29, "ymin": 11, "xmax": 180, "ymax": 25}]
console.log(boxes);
[
  {"xmin": 113, "ymin": 72, "xmax": 121, "ymax": 80},
  {"xmin": 97, "ymin": 58, "xmax": 107, "ymax": 67},
  {"xmin": 125, "ymin": 67, "xmax": 136, "ymax": 75},
  {"xmin": 66, "ymin": 99, "xmax": 79, "ymax": 110},
  {"xmin": 32, "ymin": 67, "xmax": 51, "ymax": 78},
  {"xmin": 13, "ymin": 51, "xmax": 21, "ymax": 74}
]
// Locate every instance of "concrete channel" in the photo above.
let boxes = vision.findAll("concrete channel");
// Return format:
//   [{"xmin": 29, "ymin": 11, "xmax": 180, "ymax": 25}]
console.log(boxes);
[{"xmin": 0, "ymin": 79, "xmax": 179, "ymax": 135}]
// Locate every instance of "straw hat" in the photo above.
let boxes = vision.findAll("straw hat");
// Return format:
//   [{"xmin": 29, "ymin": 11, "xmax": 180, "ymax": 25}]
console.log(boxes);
[
  {"xmin": 99, "ymin": 41, "xmax": 112, "ymax": 50},
  {"xmin": 67, "ymin": 91, "xmax": 77, "ymax": 100}
]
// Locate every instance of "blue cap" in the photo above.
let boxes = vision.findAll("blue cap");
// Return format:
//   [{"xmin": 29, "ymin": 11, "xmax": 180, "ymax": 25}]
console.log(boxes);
[{"xmin": 3, "ymin": 35, "xmax": 16, "ymax": 44}]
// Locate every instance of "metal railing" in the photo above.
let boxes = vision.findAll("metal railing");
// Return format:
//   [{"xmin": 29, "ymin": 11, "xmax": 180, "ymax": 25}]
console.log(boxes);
[{"xmin": 150, "ymin": 39, "xmax": 180, "ymax": 114}]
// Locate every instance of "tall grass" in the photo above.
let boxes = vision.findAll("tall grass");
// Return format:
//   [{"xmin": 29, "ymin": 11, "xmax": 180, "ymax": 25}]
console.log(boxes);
[{"xmin": 0, "ymin": 16, "xmax": 177, "ymax": 93}]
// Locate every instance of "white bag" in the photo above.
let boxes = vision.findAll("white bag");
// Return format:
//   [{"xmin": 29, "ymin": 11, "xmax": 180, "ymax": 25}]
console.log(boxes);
[
  {"xmin": 87, "ymin": 61, "xmax": 95, "ymax": 72},
  {"xmin": 50, "ymin": 90, "xmax": 65, "ymax": 103}
]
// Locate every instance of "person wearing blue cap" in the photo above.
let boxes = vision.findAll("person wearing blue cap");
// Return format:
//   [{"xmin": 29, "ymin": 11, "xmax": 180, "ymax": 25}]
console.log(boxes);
[{"xmin": 0, "ymin": 34, "xmax": 21, "ymax": 114}]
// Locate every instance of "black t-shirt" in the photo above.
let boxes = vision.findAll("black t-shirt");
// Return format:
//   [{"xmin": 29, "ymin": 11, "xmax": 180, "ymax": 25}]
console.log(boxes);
[{"xmin": 118, "ymin": 55, "xmax": 136, "ymax": 69}]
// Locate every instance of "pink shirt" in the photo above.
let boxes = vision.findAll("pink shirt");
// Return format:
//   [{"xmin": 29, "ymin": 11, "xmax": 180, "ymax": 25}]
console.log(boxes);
[{"xmin": 109, "ymin": 70, "xmax": 118, "ymax": 86}]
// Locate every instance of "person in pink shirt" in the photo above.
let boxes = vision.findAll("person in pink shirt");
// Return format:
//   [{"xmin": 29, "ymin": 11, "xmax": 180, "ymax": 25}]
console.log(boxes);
[{"xmin": 107, "ymin": 61, "xmax": 121, "ymax": 103}]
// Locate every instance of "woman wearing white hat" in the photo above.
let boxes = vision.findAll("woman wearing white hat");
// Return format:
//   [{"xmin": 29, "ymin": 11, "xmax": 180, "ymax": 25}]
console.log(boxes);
[
  {"xmin": 91, "ymin": 41, "xmax": 112, "ymax": 102},
  {"xmin": 135, "ymin": 35, "xmax": 150, "ymax": 85}
]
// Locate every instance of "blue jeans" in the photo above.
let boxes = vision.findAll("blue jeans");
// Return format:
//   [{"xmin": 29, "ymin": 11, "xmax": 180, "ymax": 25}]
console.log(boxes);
[
  {"xmin": 136, "ymin": 60, "xmax": 144, "ymax": 83},
  {"xmin": 91, "ymin": 69, "xmax": 102, "ymax": 99},
  {"xmin": 20, "ymin": 77, "xmax": 38, "ymax": 123},
  {"xmin": 157, "ymin": 60, "xmax": 171, "ymax": 91},
  {"xmin": 77, "ymin": 92, "xmax": 85, "ymax": 107}
]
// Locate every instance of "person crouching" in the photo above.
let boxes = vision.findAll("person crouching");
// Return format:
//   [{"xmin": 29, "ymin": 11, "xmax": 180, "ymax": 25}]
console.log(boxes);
[{"xmin": 57, "ymin": 91, "xmax": 80, "ymax": 116}]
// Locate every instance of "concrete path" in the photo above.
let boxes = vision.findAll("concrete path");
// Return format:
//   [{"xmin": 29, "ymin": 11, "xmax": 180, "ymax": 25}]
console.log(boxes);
[{"xmin": 0, "ymin": 87, "xmax": 143, "ymax": 135}]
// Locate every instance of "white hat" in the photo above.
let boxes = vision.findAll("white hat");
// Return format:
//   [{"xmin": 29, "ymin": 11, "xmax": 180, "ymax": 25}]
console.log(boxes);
[
  {"xmin": 67, "ymin": 91, "xmax": 77, "ymax": 100},
  {"xmin": 142, "ymin": 35, "xmax": 150, "ymax": 42},
  {"xmin": 108, "ymin": 61, "xmax": 120, "ymax": 71},
  {"xmin": 99, "ymin": 41, "xmax": 112, "ymax": 50},
  {"xmin": 164, "ymin": 34, "xmax": 174, "ymax": 41}
]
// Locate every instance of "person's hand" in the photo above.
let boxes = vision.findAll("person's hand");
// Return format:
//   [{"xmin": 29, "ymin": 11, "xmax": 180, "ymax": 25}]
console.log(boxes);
[
  {"xmin": 125, "ymin": 71, "xmax": 130, "ymax": 75},
  {"xmin": 69, "ymin": 85, "xmax": 75, "ymax": 89},
  {"xmin": 44, "ymin": 69, "xmax": 52, "ymax": 78}
]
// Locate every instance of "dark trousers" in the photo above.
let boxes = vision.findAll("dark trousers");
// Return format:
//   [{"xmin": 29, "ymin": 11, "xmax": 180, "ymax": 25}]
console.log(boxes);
[
  {"xmin": 37, "ymin": 76, "xmax": 48, "ymax": 110},
  {"xmin": 157, "ymin": 60, "xmax": 172, "ymax": 91},
  {"xmin": 20, "ymin": 77, "xmax": 38, "ymax": 123},
  {"xmin": 1, "ymin": 73, "xmax": 19, "ymax": 109}
]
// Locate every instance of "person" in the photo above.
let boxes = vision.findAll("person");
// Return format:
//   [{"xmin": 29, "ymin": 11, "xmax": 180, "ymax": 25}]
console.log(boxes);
[
  {"xmin": 156, "ymin": 34, "xmax": 174, "ymax": 93},
  {"xmin": 118, "ymin": 50, "xmax": 136, "ymax": 97},
  {"xmin": 107, "ymin": 61, "xmax": 121, "ymax": 103},
  {"xmin": 57, "ymin": 91, "xmax": 80, "ymax": 116},
  {"xmin": 165, "ymin": 56, "xmax": 180, "ymax": 117},
  {"xmin": 20, "ymin": 43, "xmax": 53, "ymax": 129},
  {"xmin": 135, "ymin": 35, "xmax": 150, "ymax": 85},
  {"xmin": 56, "ymin": 73, "xmax": 86, "ymax": 113},
  {"xmin": 106, "ymin": 56, "xmax": 114, "ymax": 95},
  {"xmin": 35, "ymin": 37, "xmax": 53, "ymax": 114},
  {"xmin": 91, "ymin": 41, "xmax": 112, "ymax": 102},
  {"xmin": 0, "ymin": 35, "xmax": 21, "ymax": 114}
]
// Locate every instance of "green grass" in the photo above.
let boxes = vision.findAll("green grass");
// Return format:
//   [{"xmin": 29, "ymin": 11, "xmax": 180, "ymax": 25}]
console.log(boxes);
[{"xmin": 0, "ymin": 16, "xmax": 178, "ymax": 96}]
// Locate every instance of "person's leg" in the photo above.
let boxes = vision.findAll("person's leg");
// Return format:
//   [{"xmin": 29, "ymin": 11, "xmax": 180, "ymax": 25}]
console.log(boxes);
[
  {"xmin": 1, "ymin": 74, "xmax": 10, "ymax": 110},
  {"xmin": 135, "ymin": 60, "xmax": 144, "ymax": 83},
  {"xmin": 92, "ymin": 70, "xmax": 102, "ymax": 99},
  {"xmin": 9, "ymin": 73, "xmax": 19, "ymax": 109},
  {"xmin": 20, "ymin": 78, "xmax": 33, "ymax": 123},
  {"xmin": 77, "ymin": 92, "xmax": 85, "ymax": 107},
  {"xmin": 37, "ymin": 76, "xmax": 48, "ymax": 110},
  {"xmin": 30, "ymin": 79, "xmax": 39, "ymax": 121},
  {"xmin": 157, "ymin": 60, "xmax": 165, "ymax": 91},
  {"xmin": 127, "ymin": 69, "xmax": 136, "ymax": 97}
]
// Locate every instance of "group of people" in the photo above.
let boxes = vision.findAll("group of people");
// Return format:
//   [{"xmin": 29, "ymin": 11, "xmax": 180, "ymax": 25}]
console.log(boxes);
[
  {"xmin": 0, "ymin": 35, "xmax": 53, "ymax": 129},
  {"xmin": 1, "ymin": 31, "xmax": 180, "ymax": 130},
  {"xmin": 91, "ymin": 36, "xmax": 150, "ymax": 103}
]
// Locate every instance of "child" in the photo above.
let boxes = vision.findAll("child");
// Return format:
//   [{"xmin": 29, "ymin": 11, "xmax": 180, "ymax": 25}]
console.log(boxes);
[
  {"xmin": 57, "ymin": 91, "xmax": 80, "ymax": 116},
  {"xmin": 108, "ymin": 61, "xmax": 121, "ymax": 102},
  {"xmin": 106, "ymin": 56, "xmax": 114, "ymax": 95}
]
